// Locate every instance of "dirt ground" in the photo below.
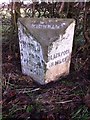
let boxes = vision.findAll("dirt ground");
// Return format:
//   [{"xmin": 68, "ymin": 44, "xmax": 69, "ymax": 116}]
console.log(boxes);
[{"xmin": 2, "ymin": 45, "xmax": 90, "ymax": 120}]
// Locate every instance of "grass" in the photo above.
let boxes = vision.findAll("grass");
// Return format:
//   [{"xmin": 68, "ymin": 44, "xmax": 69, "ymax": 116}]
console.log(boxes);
[{"xmin": 71, "ymin": 105, "xmax": 90, "ymax": 120}]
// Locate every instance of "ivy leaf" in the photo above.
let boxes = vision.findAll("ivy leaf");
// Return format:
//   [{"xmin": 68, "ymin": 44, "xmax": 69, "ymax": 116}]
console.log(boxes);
[{"xmin": 26, "ymin": 105, "xmax": 34, "ymax": 113}]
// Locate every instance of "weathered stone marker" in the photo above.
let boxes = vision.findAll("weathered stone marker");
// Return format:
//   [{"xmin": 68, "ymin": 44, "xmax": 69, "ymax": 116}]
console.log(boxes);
[{"xmin": 18, "ymin": 18, "xmax": 75, "ymax": 85}]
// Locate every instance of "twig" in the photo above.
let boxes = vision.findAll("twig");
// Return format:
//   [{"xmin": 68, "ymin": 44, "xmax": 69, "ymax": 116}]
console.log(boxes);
[
  {"xmin": 59, "ymin": 2, "xmax": 64, "ymax": 13},
  {"xmin": 56, "ymin": 100, "xmax": 73, "ymax": 104},
  {"xmin": 72, "ymin": 44, "xmax": 90, "ymax": 58},
  {"xmin": 77, "ymin": 58, "xmax": 88, "ymax": 72},
  {"xmin": 16, "ymin": 88, "xmax": 40, "ymax": 93}
]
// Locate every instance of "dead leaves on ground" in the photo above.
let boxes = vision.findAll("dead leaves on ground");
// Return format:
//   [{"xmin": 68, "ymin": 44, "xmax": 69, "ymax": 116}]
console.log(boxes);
[{"xmin": 2, "ymin": 51, "xmax": 90, "ymax": 119}]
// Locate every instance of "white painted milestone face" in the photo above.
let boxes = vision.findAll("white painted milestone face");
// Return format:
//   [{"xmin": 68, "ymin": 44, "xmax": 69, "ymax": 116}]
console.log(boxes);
[{"xmin": 18, "ymin": 18, "xmax": 75, "ymax": 85}]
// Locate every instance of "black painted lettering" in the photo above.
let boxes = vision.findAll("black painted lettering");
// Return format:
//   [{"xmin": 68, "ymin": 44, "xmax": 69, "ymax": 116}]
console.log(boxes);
[
  {"xmin": 55, "ymin": 61, "xmax": 59, "ymax": 65},
  {"xmin": 48, "ymin": 49, "xmax": 70, "ymax": 61},
  {"xmin": 51, "ymin": 62, "xmax": 54, "ymax": 67}
]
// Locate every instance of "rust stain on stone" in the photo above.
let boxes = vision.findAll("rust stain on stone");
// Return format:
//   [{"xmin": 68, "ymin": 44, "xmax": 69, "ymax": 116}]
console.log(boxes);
[{"xmin": 45, "ymin": 61, "xmax": 70, "ymax": 83}]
